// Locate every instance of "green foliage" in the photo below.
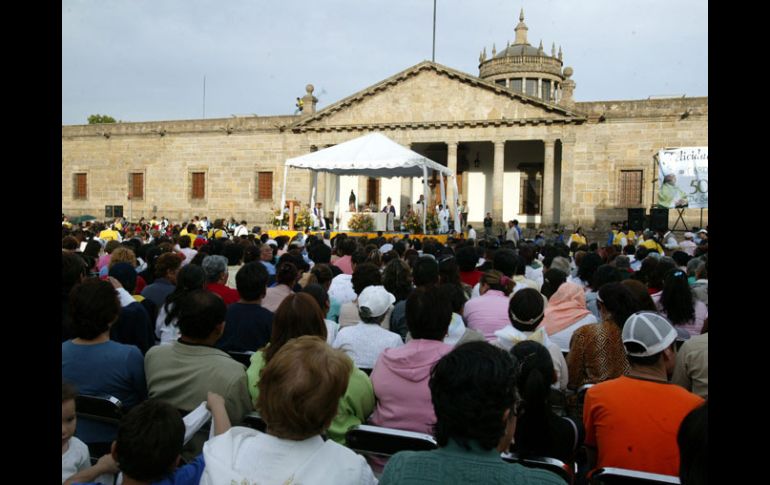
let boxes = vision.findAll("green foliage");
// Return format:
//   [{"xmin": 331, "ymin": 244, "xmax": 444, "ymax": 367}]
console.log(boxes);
[
  {"xmin": 88, "ymin": 114, "xmax": 117, "ymax": 124},
  {"xmin": 295, "ymin": 208, "xmax": 312, "ymax": 228}
]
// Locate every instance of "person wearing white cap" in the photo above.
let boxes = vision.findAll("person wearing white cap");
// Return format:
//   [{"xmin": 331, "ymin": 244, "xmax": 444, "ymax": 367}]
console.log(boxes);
[
  {"xmin": 332, "ymin": 285, "xmax": 403, "ymax": 369},
  {"xmin": 582, "ymin": 312, "xmax": 704, "ymax": 477},
  {"xmin": 679, "ymin": 232, "xmax": 697, "ymax": 256},
  {"xmin": 694, "ymin": 228, "xmax": 707, "ymax": 245},
  {"xmin": 662, "ymin": 231, "xmax": 679, "ymax": 252}
]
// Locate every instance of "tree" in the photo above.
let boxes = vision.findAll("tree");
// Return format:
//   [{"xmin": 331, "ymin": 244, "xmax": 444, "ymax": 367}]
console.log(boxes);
[{"xmin": 88, "ymin": 114, "xmax": 117, "ymax": 124}]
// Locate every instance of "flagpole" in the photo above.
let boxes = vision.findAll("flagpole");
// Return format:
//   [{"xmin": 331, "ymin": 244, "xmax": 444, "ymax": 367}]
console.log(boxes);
[{"xmin": 432, "ymin": 0, "xmax": 436, "ymax": 62}]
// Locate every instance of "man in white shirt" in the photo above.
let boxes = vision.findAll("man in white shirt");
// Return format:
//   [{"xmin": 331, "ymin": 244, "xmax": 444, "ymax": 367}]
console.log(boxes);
[
  {"xmin": 313, "ymin": 203, "xmax": 327, "ymax": 230},
  {"xmin": 233, "ymin": 220, "xmax": 249, "ymax": 238},
  {"xmin": 467, "ymin": 224, "xmax": 477, "ymax": 240},
  {"xmin": 506, "ymin": 220, "xmax": 519, "ymax": 246}
]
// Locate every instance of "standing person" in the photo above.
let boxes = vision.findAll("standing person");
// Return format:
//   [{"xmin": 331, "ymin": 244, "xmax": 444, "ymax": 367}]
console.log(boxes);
[
  {"xmin": 382, "ymin": 197, "xmax": 396, "ymax": 231},
  {"xmin": 483, "ymin": 212, "xmax": 494, "ymax": 238},
  {"xmin": 415, "ymin": 194, "xmax": 426, "ymax": 215},
  {"xmin": 460, "ymin": 200, "xmax": 468, "ymax": 228},
  {"xmin": 583, "ymin": 312, "xmax": 703, "ymax": 476},
  {"xmin": 569, "ymin": 227, "xmax": 587, "ymax": 248},
  {"xmin": 438, "ymin": 204, "xmax": 449, "ymax": 234},
  {"xmin": 313, "ymin": 202, "xmax": 327, "ymax": 230},
  {"xmin": 349, "ymin": 190, "xmax": 357, "ymax": 212},
  {"xmin": 506, "ymin": 220, "xmax": 519, "ymax": 246}
]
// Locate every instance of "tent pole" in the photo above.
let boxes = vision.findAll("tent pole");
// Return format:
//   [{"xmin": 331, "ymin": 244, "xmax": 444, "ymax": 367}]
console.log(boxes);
[
  {"xmin": 310, "ymin": 171, "xmax": 318, "ymax": 224},
  {"xmin": 333, "ymin": 174, "xmax": 340, "ymax": 231},
  {"xmin": 280, "ymin": 165, "xmax": 289, "ymax": 211},
  {"xmin": 422, "ymin": 165, "xmax": 429, "ymax": 234},
  {"xmin": 452, "ymin": 175, "xmax": 461, "ymax": 233},
  {"xmin": 439, "ymin": 173, "xmax": 446, "ymax": 207}
]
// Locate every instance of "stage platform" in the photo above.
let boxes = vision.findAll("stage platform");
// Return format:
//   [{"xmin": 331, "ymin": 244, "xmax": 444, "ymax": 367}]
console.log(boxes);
[{"xmin": 266, "ymin": 229, "xmax": 451, "ymax": 244}]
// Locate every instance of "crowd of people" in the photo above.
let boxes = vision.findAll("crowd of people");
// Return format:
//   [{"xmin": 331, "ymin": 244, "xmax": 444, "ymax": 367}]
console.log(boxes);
[{"xmin": 61, "ymin": 213, "xmax": 708, "ymax": 484}]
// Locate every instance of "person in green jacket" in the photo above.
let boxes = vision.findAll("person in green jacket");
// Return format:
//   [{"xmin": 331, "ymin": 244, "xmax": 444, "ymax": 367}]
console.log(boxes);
[
  {"xmin": 658, "ymin": 174, "xmax": 689, "ymax": 208},
  {"xmin": 245, "ymin": 292, "xmax": 374, "ymax": 444}
]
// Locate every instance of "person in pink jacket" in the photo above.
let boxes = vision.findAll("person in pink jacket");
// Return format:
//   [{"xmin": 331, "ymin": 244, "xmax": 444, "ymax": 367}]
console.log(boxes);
[
  {"xmin": 464, "ymin": 270, "xmax": 516, "ymax": 342},
  {"xmin": 369, "ymin": 286, "xmax": 453, "ymax": 434}
]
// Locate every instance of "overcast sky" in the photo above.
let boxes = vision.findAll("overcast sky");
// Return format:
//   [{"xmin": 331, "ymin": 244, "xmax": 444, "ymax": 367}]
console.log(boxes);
[{"xmin": 62, "ymin": 0, "xmax": 707, "ymax": 125}]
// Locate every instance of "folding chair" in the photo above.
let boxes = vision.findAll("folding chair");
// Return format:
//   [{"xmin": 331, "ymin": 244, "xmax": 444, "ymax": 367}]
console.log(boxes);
[
  {"xmin": 243, "ymin": 411, "xmax": 267, "ymax": 432},
  {"xmin": 590, "ymin": 467, "xmax": 680, "ymax": 484},
  {"xmin": 75, "ymin": 394, "xmax": 123, "ymax": 463},
  {"xmin": 501, "ymin": 452, "xmax": 573, "ymax": 484},
  {"xmin": 227, "ymin": 350, "xmax": 254, "ymax": 367},
  {"xmin": 345, "ymin": 424, "xmax": 437, "ymax": 457},
  {"xmin": 567, "ymin": 383, "xmax": 595, "ymax": 421},
  {"xmin": 550, "ymin": 387, "xmax": 569, "ymax": 417}
]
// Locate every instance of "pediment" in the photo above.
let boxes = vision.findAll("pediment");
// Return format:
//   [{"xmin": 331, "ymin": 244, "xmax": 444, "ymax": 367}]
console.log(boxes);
[{"xmin": 292, "ymin": 62, "xmax": 583, "ymax": 131}]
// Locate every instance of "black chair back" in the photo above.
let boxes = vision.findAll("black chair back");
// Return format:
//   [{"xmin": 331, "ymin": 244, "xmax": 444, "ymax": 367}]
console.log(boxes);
[
  {"xmin": 345, "ymin": 424, "xmax": 437, "ymax": 457},
  {"xmin": 591, "ymin": 467, "xmax": 680, "ymax": 484},
  {"xmin": 501, "ymin": 452, "xmax": 573, "ymax": 484}
]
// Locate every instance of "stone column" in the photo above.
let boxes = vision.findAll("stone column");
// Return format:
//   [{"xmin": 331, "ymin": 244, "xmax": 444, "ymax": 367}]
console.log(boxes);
[
  {"xmin": 492, "ymin": 141, "xmax": 505, "ymax": 222},
  {"xmin": 538, "ymin": 78, "xmax": 542, "ymax": 99},
  {"xmin": 542, "ymin": 139, "xmax": 555, "ymax": 226},
  {"xmin": 446, "ymin": 141, "xmax": 458, "ymax": 208},
  {"xmin": 559, "ymin": 136, "xmax": 575, "ymax": 227}
]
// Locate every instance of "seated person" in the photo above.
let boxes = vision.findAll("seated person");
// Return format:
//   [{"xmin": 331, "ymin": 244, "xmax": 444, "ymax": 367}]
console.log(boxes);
[
  {"xmin": 495, "ymin": 288, "xmax": 568, "ymax": 390},
  {"xmin": 379, "ymin": 341, "xmax": 564, "ymax": 484},
  {"xmin": 202, "ymin": 336, "xmax": 377, "ymax": 485},
  {"xmin": 537, "ymin": 282, "xmax": 598, "ymax": 353},
  {"xmin": 246, "ymin": 293, "xmax": 374, "ymax": 444},
  {"xmin": 510, "ymin": 341, "xmax": 583, "ymax": 464},
  {"xmin": 370, "ymin": 286, "xmax": 453, "ymax": 435},
  {"xmin": 62, "ymin": 279, "xmax": 147, "ymax": 445},
  {"xmin": 332, "ymin": 285, "xmax": 403, "ymax": 369},
  {"xmin": 216, "ymin": 262, "xmax": 274, "ymax": 353}
]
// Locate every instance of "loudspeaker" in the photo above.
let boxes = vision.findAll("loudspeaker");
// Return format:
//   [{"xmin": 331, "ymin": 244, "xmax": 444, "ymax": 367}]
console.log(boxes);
[
  {"xmin": 649, "ymin": 208, "xmax": 669, "ymax": 232},
  {"xmin": 627, "ymin": 208, "xmax": 645, "ymax": 231},
  {"xmin": 105, "ymin": 205, "xmax": 113, "ymax": 218}
]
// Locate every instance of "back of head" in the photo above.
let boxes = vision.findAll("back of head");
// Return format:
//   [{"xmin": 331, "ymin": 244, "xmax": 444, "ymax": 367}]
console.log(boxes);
[
  {"xmin": 493, "ymin": 248, "xmax": 518, "ymax": 277},
  {"xmin": 266, "ymin": 293, "xmax": 327, "ymax": 361},
  {"xmin": 620, "ymin": 279, "xmax": 658, "ymax": 311},
  {"xmin": 508, "ymin": 288, "xmax": 547, "ymax": 330},
  {"xmin": 549, "ymin": 256, "xmax": 571, "ymax": 276},
  {"xmin": 413, "ymin": 256, "xmax": 440, "ymax": 287},
  {"xmin": 223, "ymin": 243, "xmax": 244, "ymax": 266},
  {"xmin": 154, "ymin": 252, "xmax": 182, "ymax": 279},
  {"xmin": 577, "ymin": 252, "xmax": 603, "ymax": 284},
  {"xmin": 591, "ymin": 264, "xmax": 620, "ymax": 291},
  {"xmin": 235, "ymin": 262, "xmax": 269, "ymax": 301},
  {"xmin": 456, "ymin": 245, "xmax": 479, "ymax": 272},
  {"xmin": 274, "ymin": 260, "xmax": 299, "ymax": 287},
  {"xmin": 257, "ymin": 336, "xmax": 352, "ymax": 440},
  {"xmin": 480, "ymin": 270, "xmax": 515, "ymax": 296},
  {"xmin": 430, "ymin": 341, "xmax": 519, "ymax": 450},
  {"xmin": 109, "ymin": 262, "xmax": 138, "ymax": 294},
  {"xmin": 62, "ymin": 252, "xmax": 87, "ymax": 290},
  {"xmin": 301, "ymin": 283, "xmax": 330, "ymax": 312},
  {"xmin": 201, "ymin": 254, "xmax": 228, "ymax": 283},
  {"xmin": 309, "ymin": 263, "xmax": 334, "ymax": 288},
  {"xmin": 622, "ymin": 311, "xmax": 677, "ymax": 366},
  {"xmin": 660, "ymin": 269, "xmax": 695, "ymax": 325},
  {"xmin": 307, "ymin": 241, "xmax": 332, "ymax": 264},
  {"xmin": 678, "ymin": 402, "xmax": 708, "ymax": 485},
  {"xmin": 439, "ymin": 283, "xmax": 468, "ymax": 314},
  {"xmin": 405, "ymin": 286, "xmax": 452, "ymax": 340},
  {"xmin": 540, "ymin": 268, "xmax": 567, "ymax": 299},
  {"xmin": 351, "ymin": 262, "xmax": 382, "ymax": 295},
  {"xmin": 597, "ymin": 282, "xmax": 639, "ymax": 328},
  {"xmin": 176, "ymin": 289, "xmax": 226, "ymax": 339},
  {"xmin": 115, "ymin": 400, "xmax": 184, "ymax": 482},
  {"xmin": 511, "ymin": 340, "xmax": 554, "ymax": 421},
  {"xmin": 68, "ymin": 279, "xmax": 120, "ymax": 339},
  {"xmin": 382, "ymin": 258, "xmax": 413, "ymax": 301}
]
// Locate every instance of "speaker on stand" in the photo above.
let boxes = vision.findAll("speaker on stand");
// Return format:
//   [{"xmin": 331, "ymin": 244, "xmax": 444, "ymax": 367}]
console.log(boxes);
[
  {"xmin": 649, "ymin": 208, "xmax": 669, "ymax": 232},
  {"xmin": 627, "ymin": 208, "xmax": 645, "ymax": 231}
]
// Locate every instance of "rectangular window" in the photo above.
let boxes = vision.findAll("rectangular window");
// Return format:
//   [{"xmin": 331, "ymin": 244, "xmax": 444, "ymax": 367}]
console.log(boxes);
[
  {"xmin": 191, "ymin": 172, "xmax": 205, "ymax": 199},
  {"xmin": 130, "ymin": 173, "xmax": 144, "ymax": 200},
  {"xmin": 510, "ymin": 78, "xmax": 523, "ymax": 92},
  {"xmin": 74, "ymin": 173, "xmax": 87, "ymax": 200},
  {"xmin": 619, "ymin": 170, "xmax": 643, "ymax": 206},
  {"xmin": 257, "ymin": 171, "xmax": 273, "ymax": 200},
  {"xmin": 526, "ymin": 79, "xmax": 538, "ymax": 96},
  {"xmin": 495, "ymin": 79, "xmax": 507, "ymax": 87},
  {"xmin": 542, "ymin": 80, "xmax": 552, "ymax": 102}
]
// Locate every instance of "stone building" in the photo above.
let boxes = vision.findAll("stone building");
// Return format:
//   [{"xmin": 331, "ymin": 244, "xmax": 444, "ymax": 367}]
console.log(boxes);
[{"xmin": 62, "ymin": 11, "xmax": 707, "ymax": 232}]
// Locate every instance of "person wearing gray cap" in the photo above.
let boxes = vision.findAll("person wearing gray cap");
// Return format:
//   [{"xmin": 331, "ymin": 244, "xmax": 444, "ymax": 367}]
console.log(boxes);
[{"xmin": 582, "ymin": 312, "xmax": 704, "ymax": 477}]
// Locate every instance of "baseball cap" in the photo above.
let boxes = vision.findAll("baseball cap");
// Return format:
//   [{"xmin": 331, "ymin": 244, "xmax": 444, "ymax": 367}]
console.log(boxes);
[
  {"xmin": 357, "ymin": 285, "xmax": 395, "ymax": 318},
  {"xmin": 622, "ymin": 312, "xmax": 677, "ymax": 357},
  {"xmin": 379, "ymin": 243, "xmax": 394, "ymax": 254}
]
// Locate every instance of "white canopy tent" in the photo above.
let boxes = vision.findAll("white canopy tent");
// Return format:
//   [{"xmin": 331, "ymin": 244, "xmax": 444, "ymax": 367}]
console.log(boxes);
[{"xmin": 280, "ymin": 132, "xmax": 460, "ymax": 234}]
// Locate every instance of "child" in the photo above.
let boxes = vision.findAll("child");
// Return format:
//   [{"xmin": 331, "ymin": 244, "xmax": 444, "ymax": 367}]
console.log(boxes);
[
  {"xmin": 70, "ymin": 393, "xmax": 228, "ymax": 485},
  {"xmin": 62, "ymin": 382, "xmax": 118, "ymax": 484}
]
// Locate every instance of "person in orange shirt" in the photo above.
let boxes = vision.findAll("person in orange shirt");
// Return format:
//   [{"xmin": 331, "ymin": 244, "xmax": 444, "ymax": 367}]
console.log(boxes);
[{"xmin": 583, "ymin": 312, "xmax": 704, "ymax": 477}]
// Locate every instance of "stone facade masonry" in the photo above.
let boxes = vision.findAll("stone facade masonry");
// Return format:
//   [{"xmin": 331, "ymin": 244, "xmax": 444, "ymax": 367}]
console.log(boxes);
[{"xmin": 62, "ymin": 65, "xmax": 707, "ymax": 231}]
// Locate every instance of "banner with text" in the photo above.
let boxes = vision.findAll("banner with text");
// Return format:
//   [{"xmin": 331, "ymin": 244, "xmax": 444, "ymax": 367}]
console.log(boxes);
[{"xmin": 657, "ymin": 147, "xmax": 708, "ymax": 209}]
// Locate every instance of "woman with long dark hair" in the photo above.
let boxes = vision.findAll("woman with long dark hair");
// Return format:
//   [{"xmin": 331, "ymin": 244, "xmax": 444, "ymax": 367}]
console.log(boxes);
[
  {"xmin": 511, "ymin": 340, "xmax": 583, "ymax": 464},
  {"xmin": 155, "ymin": 264, "xmax": 206, "ymax": 345},
  {"xmin": 655, "ymin": 269, "xmax": 707, "ymax": 338}
]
